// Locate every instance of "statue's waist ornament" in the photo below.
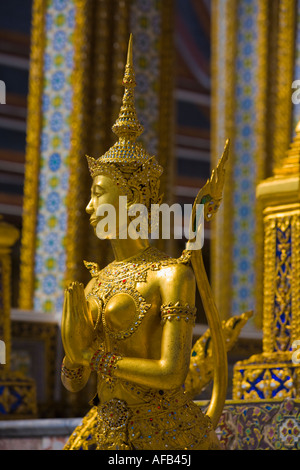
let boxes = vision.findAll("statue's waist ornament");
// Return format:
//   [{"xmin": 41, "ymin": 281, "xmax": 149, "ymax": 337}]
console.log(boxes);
[{"xmin": 95, "ymin": 383, "xmax": 212, "ymax": 451}]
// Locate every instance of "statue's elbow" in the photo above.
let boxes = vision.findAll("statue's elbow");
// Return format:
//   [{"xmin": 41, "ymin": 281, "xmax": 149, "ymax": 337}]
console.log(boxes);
[{"xmin": 159, "ymin": 360, "xmax": 188, "ymax": 390}]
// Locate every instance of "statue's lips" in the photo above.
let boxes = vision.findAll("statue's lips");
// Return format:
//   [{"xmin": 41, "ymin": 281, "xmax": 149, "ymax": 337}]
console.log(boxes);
[{"xmin": 89, "ymin": 217, "xmax": 99, "ymax": 227}]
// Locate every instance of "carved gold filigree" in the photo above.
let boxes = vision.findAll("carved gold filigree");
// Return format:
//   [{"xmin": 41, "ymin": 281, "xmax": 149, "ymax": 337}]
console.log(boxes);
[
  {"xmin": 274, "ymin": 218, "xmax": 292, "ymax": 351},
  {"xmin": 291, "ymin": 209, "xmax": 300, "ymax": 347},
  {"xmin": 262, "ymin": 210, "xmax": 300, "ymax": 354}
]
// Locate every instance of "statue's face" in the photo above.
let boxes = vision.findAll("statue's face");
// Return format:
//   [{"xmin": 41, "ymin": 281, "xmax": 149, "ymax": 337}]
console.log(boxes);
[{"xmin": 86, "ymin": 174, "xmax": 123, "ymax": 237}]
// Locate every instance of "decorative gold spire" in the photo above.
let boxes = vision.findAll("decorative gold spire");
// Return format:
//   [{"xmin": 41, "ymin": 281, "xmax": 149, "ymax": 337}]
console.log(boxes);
[
  {"xmin": 274, "ymin": 120, "xmax": 300, "ymax": 177},
  {"xmin": 87, "ymin": 33, "xmax": 163, "ymax": 181},
  {"xmin": 112, "ymin": 33, "xmax": 144, "ymax": 141}
]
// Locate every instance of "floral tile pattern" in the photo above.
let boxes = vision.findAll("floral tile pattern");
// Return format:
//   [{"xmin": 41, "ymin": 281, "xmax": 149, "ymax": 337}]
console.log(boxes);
[{"xmin": 217, "ymin": 398, "xmax": 300, "ymax": 450}]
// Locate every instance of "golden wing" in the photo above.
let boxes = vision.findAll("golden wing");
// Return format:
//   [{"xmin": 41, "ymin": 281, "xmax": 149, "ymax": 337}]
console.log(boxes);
[{"xmin": 184, "ymin": 311, "xmax": 253, "ymax": 399}]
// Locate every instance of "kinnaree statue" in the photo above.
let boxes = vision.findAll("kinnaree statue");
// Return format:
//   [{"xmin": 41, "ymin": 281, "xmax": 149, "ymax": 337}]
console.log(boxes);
[{"xmin": 61, "ymin": 35, "xmax": 251, "ymax": 451}]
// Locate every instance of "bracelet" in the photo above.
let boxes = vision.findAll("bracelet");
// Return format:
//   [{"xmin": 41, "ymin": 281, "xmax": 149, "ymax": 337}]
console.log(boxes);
[
  {"xmin": 160, "ymin": 302, "xmax": 197, "ymax": 326},
  {"xmin": 90, "ymin": 349, "xmax": 122, "ymax": 380},
  {"xmin": 61, "ymin": 358, "xmax": 84, "ymax": 382}
]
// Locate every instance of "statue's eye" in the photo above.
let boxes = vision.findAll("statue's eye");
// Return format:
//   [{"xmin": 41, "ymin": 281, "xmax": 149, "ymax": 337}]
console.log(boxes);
[{"xmin": 94, "ymin": 186, "xmax": 105, "ymax": 197}]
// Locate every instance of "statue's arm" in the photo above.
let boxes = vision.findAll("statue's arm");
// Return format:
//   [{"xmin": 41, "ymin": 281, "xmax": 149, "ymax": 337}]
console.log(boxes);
[{"xmin": 112, "ymin": 264, "xmax": 196, "ymax": 389}]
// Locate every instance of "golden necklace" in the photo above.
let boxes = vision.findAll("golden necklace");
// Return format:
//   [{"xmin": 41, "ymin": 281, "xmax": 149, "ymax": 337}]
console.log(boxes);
[
  {"xmin": 84, "ymin": 247, "xmax": 192, "ymax": 340},
  {"xmin": 85, "ymin": 247, "xmax": 171, "ymax": 340}
]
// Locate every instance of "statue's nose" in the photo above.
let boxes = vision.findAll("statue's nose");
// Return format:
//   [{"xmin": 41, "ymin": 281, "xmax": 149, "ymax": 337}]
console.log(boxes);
[{"xmin": 86, "ymin": 199, "xmax": 93, "ymax": 214}]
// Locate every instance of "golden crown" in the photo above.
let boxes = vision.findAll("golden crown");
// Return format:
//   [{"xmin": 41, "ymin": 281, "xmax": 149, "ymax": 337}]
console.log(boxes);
[{"xmin": 86, "ymin": 34, "xmax": 163, "ymax": 184}]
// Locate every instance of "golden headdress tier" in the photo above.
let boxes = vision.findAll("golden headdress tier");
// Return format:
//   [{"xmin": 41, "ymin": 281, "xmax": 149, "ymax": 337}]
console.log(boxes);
[{"xmin": 112, "ymin": 34, "xmax": 144, "ymax": 141}]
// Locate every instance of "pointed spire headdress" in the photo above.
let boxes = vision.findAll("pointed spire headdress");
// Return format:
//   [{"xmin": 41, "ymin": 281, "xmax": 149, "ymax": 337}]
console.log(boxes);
[
  {"xmin": 111, "ymin": 33, "xmax": 144, "ymax": 141},
  {"xmin": 87, "ymin": 34, "xmax": 163, "ymax": 184}
]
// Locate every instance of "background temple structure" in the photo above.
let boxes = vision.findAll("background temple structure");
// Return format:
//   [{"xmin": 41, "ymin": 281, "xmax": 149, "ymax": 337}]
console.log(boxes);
[{"xmin": 0, "ymin": 0, "xmax": 299, "ymax": 450}]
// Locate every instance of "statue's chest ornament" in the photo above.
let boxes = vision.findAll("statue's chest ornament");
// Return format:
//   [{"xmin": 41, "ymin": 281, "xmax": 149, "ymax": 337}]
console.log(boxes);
[
  {"xmin": 94, "ymin": 281, "xmax": 151, "ymax": 341},
  {"xmin": 84, "ymin": 247, "xmax": 186, "ymax": 340}
]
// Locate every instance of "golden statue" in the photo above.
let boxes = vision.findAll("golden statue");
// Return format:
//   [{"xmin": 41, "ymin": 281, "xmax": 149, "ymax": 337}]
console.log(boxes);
[{"xmin": 61, "ymin": 35, "xmax": 247, "ymax": 451}]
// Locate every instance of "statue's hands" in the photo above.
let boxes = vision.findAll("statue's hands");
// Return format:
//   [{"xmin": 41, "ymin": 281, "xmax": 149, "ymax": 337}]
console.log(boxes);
[{"xmin": 62, "ymin": 282, "xmax": 95, "ymax": 367}]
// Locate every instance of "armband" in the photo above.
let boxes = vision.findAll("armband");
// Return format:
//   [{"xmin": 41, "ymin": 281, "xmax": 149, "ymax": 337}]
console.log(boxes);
[{"xmin": 160, "ymin": 302, "xmax": 197, "ymax": 326}]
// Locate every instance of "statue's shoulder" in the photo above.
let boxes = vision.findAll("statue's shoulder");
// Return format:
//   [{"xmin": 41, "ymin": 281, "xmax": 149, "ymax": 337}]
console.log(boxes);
[
  {"xmin": 151, "ymin": 247, "xmax": 192, "ymax": 267},
  {"xmin": 152, "ymin": 248, "xmax": 193, "ymax": 283},
  {"xmin": 155, "ymin": 249, "xmax": 195, "ymax": 301}
]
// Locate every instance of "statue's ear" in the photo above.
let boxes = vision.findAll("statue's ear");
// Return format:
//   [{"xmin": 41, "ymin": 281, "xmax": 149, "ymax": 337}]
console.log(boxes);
[{"xmin": 126, "ymin": 186, "xmax": 140, "ymax": 208}]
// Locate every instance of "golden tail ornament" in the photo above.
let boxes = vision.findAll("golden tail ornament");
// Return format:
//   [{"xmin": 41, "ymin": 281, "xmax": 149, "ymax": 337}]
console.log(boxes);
[{"xmin": 187, "ymin": 139, "xmax": 230, "ymax": 429}]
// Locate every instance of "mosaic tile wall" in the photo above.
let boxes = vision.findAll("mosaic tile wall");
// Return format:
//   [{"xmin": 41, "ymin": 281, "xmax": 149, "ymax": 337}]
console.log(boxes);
[
  {"xmin": 33, "ymin": 0, "xmax": 75, "ymax": 314},
  {"xmin": 231, "ymin": 0, "xmax": 260, "ymax": 315},
  {"xmin": 130, "ymin": 0, "xmax": 161, "ymax": 156}
]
